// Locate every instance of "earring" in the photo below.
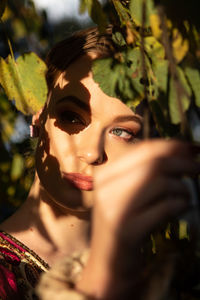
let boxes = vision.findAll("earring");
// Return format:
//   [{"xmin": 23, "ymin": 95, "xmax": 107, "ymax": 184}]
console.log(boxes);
[{"xmin": 29, "ymin": 124, "xmax": 39, "ymax": 138}]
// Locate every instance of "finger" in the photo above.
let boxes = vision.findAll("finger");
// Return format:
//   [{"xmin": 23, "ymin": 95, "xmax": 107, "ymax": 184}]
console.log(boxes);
[
  {"xmin": 95, "ymin": 142, "xmax": 200, "ymax": 188},
  {"xmin": 148, "ymin": 157, "xmax": 200, "ymax": 177},
  {"xmin": 134, "ymin": 139, "xmax": 200, "ymax": 158},
  {"xmin": 95, "ymin": 156, "xmax": 200, "ymax": 200},
  {"xmin": 129, "ymin": 177, "xmax": 191, "ymax": 213},
  {"xmin": 120, "ymin": 196, "xmax": 189, "ymax": 245}
]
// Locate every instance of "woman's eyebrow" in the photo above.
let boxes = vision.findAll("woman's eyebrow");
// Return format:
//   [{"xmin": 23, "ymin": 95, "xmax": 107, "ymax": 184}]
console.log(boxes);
[
  {"xmin": 113, "ymin": 115, "xmax": 143, "ymax": 125},
  {"xmin": 56, "ymin": 96, "xmax": 90, "ymax": 111}
]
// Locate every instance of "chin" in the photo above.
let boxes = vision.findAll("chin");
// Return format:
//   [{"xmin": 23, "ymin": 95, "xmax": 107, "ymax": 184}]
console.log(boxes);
[{"xmin": 40, "ymin": 181, "xmax": 93, "ymax": 213}]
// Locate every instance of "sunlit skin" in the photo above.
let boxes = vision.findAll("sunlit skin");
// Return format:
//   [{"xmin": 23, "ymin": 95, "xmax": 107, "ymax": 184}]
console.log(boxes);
[
  {"xmin": 35, "ymin": 53, "xmax": 143, "ymax": 213},
  {"xmin": 1, "ymin": 53, "xmax": 199, "ymax": 299},
  {"xmin": 0, "ymin": 53, "xmax": 143, "ymax": 266}
]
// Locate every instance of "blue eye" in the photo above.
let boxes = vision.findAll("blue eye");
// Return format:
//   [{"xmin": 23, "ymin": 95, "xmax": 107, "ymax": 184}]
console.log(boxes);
[{"xmin": 112, "ymin": 128, "xmax": 134, "ymax": 140}]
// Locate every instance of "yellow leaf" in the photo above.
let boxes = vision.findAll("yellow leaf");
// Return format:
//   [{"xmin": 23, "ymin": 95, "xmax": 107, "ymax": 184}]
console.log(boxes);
[
  {"xmin": 126, "ymin": 95, "xmax": 143, "ymax": 111},
  {"xmin": 150, "ymin": 14, "xmax": 162, "ymax": 39},
  {"xmin": 1, "ymin": 5, "xmax": 13, "ymax": 21},
  {"xmin": 0, "ymin": 0, "xmax": 6, "ymax": 19},
  {"xmin": 179, "ymin": 220, "xmax": 189, "ymax": 240},
  {"xmin": 172, "ymin": 28, "xmax": 189, "ymax": 63},
  {"xmin": 0, "ymin": 53, "xmax": 47, "ymax": 115},
  {"xmin": 144, "ymin": 36, "xmax": 165, "ymax": 59}
]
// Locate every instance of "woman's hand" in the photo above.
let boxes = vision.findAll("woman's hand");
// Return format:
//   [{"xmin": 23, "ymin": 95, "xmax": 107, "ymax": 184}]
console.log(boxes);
[{"xmin": 77, "ymin": 139, "xmax": 200, "ymax": 299}]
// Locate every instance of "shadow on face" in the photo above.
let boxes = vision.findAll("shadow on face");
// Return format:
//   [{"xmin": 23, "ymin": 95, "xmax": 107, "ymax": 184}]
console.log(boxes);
[
  {"xmin": 48, "ymin": 54, "xmax": 93, "ymax": 134},
  {"xmin": 35, "ymin": 54, "xmax": 96, "ymax": 216}
]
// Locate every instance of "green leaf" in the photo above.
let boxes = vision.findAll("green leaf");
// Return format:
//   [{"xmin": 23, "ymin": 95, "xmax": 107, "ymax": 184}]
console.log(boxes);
[
  {"xmin": 79, "ymin": 0, "xmax": 107, "ymax": 31},
  {"xmin": 130, "ymin": 0, "xmax": 155, "ymax": 27},
  {"xmin": 92, "ymin": 48, "xmax": 146, "ymax": 108},
  {"xmin": 145, "ymin": 38, "xmax": 168, "ymax": 102},
  {"xmin": 112, "ymin": 0, "xmax": 131, "ymax": 25},
  {"xmin": 126, "ymin": 47, "xmax": 147, "ymax": 94},
  {"xmin": 153, "ymin": 60, "xmax": 168, "ymax": 94},
  {"xmin": 79, "ymin": 0, "xmax": 87, "ymax": 14},
  {"xmin": 144, "ymin": 36, "xmax": 165, "ymax": 60},
  {"xmin": 92, "ymin": 57, "xmax": 120, "ymax": 98},
  {"xmin": 11, "ymin": 154, "xmax": 24, "ymax": 181},
  {"xmin": 0, "ymin": 52, "xmax": 47, "ymax": 115},
  {"xmin": 184, "ymin": 66, "xmax": 200, "ymax": 107},
  {"xmin": 169, "ymin": 67, "xmax": 191, "ymax": 124},
  {"xmin": 0, "ymin": 0, "xmax": 6, "ymax": 19},
  {"xmin": 150, "ymin": 60, "xmax": 169, "ymax": 119},
  {"xmin": 112, "ymin": 31, "xmax": 126, "ymax": 47}
]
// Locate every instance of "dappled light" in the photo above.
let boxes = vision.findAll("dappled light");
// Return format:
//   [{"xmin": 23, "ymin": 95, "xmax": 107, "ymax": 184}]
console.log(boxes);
[
  {"xmin": 0, "ymin": 1, "xmax": 200, "ymax": 300},
  {"xmin": 0, "ymin": 0, "xmax": 89, "ymax": 220}
]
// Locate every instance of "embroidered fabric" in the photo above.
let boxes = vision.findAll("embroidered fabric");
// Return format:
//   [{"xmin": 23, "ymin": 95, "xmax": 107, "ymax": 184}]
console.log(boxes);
[
  {"xmin": 0, "ymin": 231, "xmax": 49, "ymax": 300},
  {"xmin": 37, "ymin": 249, "xmax": 90, "ymax": 300}
]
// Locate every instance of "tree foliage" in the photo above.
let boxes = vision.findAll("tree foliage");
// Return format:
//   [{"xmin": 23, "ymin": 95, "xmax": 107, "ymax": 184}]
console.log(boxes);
[
  {"xmin": 0, "ymin": 0, "xmax": 50, "ymax": 219},
  {"xmin": 0, "ymin": 0, "xmax": 85, "ymax": 219},
  {"xmin": 0, "ymin": 52, "xmax": 47, "ymax": 114},
  {"xmin": 81, "ymin": 0, "xmax": 200, "ymax": 299},
  {"xmin": 80, "ymin": 0, "xmax": 200, "ymax": 139},
  {"xmin": 0, "ymin": 0, "xmax": 200, "ymax": 298}
]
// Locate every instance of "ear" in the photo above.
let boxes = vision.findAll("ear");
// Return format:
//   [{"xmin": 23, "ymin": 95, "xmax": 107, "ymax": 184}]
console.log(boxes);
[
  {"xmin": 30, "ymin": 107, "xmax": 44, "ymax": 138},
  {"xmin": 32, "ymin": 107, "xmax": 44, "ymax": 126}
]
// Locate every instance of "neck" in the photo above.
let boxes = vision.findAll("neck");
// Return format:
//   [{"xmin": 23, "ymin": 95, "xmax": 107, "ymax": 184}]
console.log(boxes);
[{"xmin": 0, "ymin": 175, "xmax": 91, "ymax": 266}]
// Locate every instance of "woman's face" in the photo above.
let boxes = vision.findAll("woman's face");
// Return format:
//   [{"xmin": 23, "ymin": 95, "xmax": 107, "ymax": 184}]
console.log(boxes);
[{"xmin": 35, "ymin": 54, "xmax": 143, "ymax": 212}]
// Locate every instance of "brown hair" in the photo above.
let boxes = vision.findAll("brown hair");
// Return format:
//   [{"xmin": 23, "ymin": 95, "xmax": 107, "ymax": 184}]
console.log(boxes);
[{"xmin": 45, "ymin": 26, "xmax": 116, "ymax": 90}]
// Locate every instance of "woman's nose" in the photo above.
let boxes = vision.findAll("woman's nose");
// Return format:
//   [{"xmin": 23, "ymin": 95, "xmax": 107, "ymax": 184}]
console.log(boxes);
[{"xmin": 76, "ymin": 127, "xmax": 107, "ymax": 165}]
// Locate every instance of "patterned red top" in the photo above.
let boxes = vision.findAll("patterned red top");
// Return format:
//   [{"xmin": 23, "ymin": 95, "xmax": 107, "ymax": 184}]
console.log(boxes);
[{"xmin": 0, "ymin": 231, "xmax": 49, "ymax": 300}]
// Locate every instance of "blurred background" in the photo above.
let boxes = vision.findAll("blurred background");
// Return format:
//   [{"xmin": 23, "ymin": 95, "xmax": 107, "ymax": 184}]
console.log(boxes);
[{"xmin": 0, "ymin": 0, "xmax": 94, "ymax": 221}]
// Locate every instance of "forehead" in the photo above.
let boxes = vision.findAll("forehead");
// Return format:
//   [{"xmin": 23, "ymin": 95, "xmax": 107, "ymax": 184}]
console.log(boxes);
[
  {"xmin": 54, "ymin": 53, "xmax": 98, "ymax": 89},
  {"xmin": 48, "ymin": 53, "xmax": 142, "ymax": 122}
]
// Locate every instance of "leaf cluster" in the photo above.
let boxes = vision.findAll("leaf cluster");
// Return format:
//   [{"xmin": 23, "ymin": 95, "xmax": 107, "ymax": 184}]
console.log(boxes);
[
  {"xmin": 0, "ymin": 0, "xmax": 50, "ymax": 219},
  {"xmin": 80, "ymin": 0, "xmax": 200, "ymax": 139},
  {"xmin": 0, "ymin": 0, "xmax": 200, "ymax": 296},
  {"xmin": 80, "ymin": 0, "xmax": 200, "ymax": 298}
]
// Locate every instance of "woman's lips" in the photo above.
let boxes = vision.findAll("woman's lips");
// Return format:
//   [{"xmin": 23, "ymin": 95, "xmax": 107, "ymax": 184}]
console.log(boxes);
[{"xmin": 62, "ymin": 172, "xmax": 93, "ymax": 191}]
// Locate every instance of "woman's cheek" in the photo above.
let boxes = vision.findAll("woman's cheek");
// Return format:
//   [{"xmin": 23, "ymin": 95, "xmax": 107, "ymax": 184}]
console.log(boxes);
[{"xmin": 106, "ymin": 135, "xmax": 132, "ymax": 162}]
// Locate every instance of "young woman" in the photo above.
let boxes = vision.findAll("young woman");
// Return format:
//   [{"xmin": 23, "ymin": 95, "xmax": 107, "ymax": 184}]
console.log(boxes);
[{"xmin": 0, "ymin": 27, "xmax": 199, "ymax": 300}]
